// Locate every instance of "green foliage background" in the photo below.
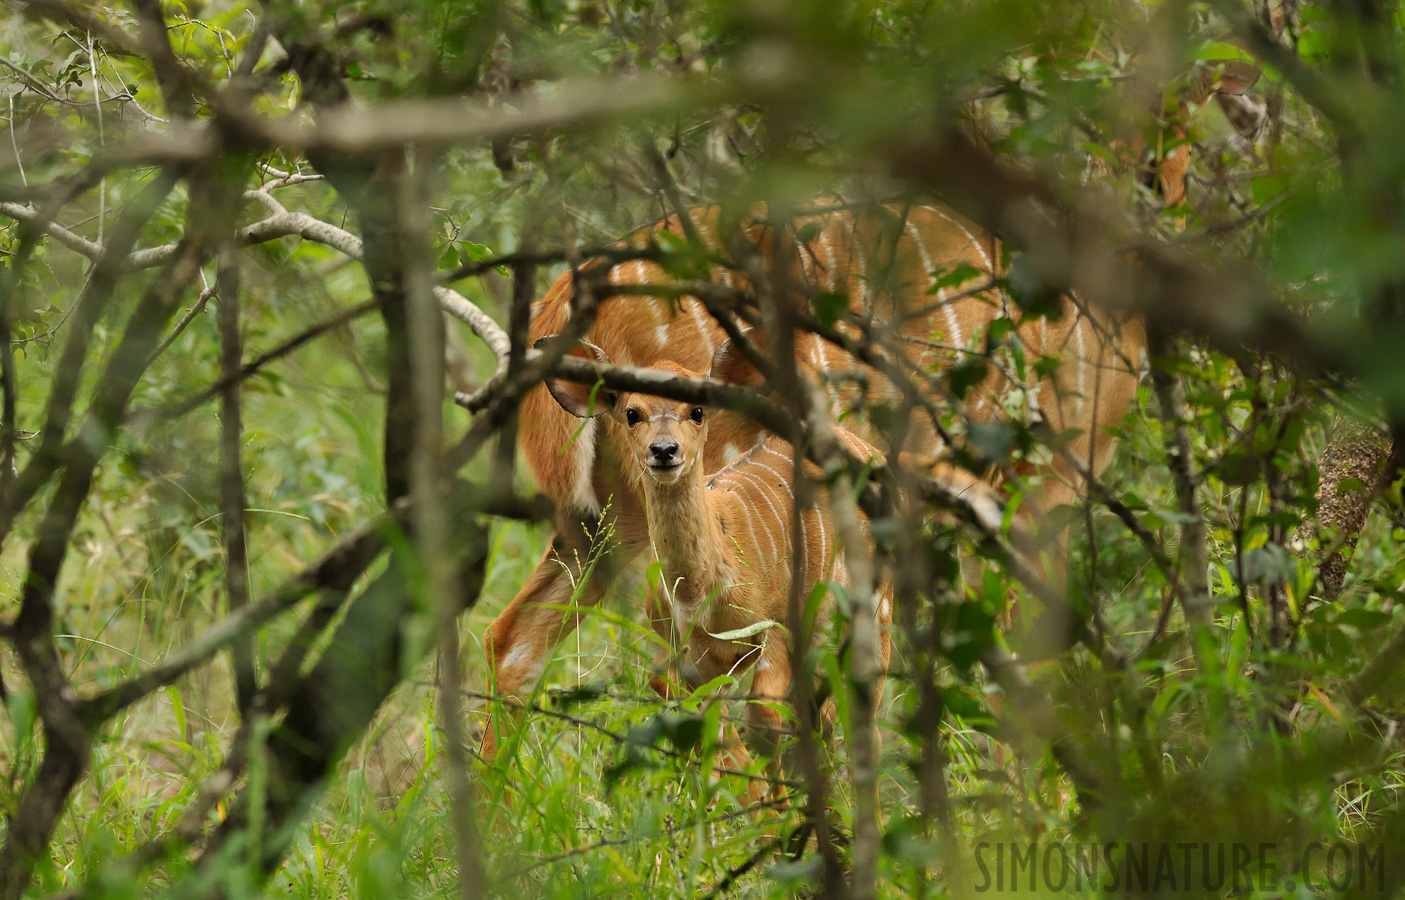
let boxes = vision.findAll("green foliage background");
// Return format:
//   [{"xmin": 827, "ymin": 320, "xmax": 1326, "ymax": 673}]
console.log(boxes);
[{"xmin": 1, "ymin": 0, "xmax": 1405, "ymax": 897}]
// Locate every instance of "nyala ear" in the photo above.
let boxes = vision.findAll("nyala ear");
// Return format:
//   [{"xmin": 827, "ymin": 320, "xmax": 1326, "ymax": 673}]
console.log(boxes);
[
  {"xmin": 540, "ymin": 336, "xmax": 617, "ymax": 418},
  {"xmin": 708, "ymin": 338, "xmax": 769, "ymax": 390}
]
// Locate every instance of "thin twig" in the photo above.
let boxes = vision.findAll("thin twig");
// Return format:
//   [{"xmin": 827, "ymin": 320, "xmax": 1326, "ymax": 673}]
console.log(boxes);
[{"xmin": 144, "ymin": 298, "xmax": 380, "ymax": 422}]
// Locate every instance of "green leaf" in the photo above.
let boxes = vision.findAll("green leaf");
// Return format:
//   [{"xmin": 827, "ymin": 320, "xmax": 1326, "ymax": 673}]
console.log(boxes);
[
  {"xmin": 1239, "ymin": 543, "xmax": 1294, "ymax": 585},
  {"xmin": 946, "ymin": 358, "xmax": 988, "ymax": 399},
  {"xmin": 685, "ymin": 674, "xmax": 736, "ymax": 700},
  {"xmin": 1334, "ymin": 476, "xmax": 1367, "ymax": 496},
  {"xmin": 6, "ymin": 689, "xmax": 35, "ymax": 751},
  {"xmin": 166, "ymin": 686, "xmax": 186, "ymax": 738},
  {"xmin": 767, "ymin": 854, "xmax": 824, "ymax": 884},
  {"xmin": 660, "ymin": 713, "xmax": 706, "ymax": 753},
  {"xmin": 1335, "ymin": 608, "xmax": 1392, "ymax": 632},
  {"xmin": 814, "ymin": 291, "xmax": 849, "ymax": 329},
  {"xmin": 1191, "ymin": 40, "xmax": 1255, "ymax": 64},
  {"xmin": 968, "ymin": 422, "xmax": 1015, "ymax": 462},
  {"xmin": 550, "ymin": 684, "xmax": 606, "ymax": 707},
  {"xmin": 985, "ymin": 316, "xmax": 1014, "ymax": 347},
  {"xmin": 931, "ymin": 263, "xmax": 984, "ymax": 293}
]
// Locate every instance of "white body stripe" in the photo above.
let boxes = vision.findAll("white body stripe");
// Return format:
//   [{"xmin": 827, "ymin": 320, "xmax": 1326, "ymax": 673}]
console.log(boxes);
[
  {"xmin": 687, "ymin": 298, "xmax": 718, "ymax": 356},
  {"xmin": 817, "ymin": 231, "xmax": 839, "ymax": 290},
  {"xmin": 851, "ymin": 224, "xmax": 871, "ymax": 307},
  {"xmin": 730, "ymin": 469, "xmax": 783, "ymax": 563},
  {"xmin": 930, "ymin": 207, "xmax": 993, "ymax": 270},
  {"xmin": 905, "ymin": 220, "xmax": 963, "ymax": 350}
]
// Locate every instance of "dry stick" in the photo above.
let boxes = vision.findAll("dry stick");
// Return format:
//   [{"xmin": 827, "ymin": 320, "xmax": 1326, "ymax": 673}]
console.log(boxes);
[
  {"xmin": 149, "ymin": 282, "xmax": 217, "ymax": 363},
  {"xmin": 147, "ymin": 298, "xmax": 380, "ymax": 421},
  {"xmin": 489, "ymin": 257, "xmax": 535, "ymax": 494},
  {"xmin": 1147, "ymin": 332, "xmax": 1215, "ymax": 666},
  {"xmin": 130, "ymin": 0, "xmax": 194, "ymax": 119},
  {"xmin": 642, "ymin": 141, "xmax": 705, "ymax": 249},
  {"xmin": 0, "ymin": 232, "xmax": 21, "ymax": 503},
  {"xmin": 800, "ymin": 377, "xmax": 882, "ymax": 900},
  {"xmin": 49, "ymin": 69, "xmax": 722, "ymax": 160},
  {"xmin": 0, "ymin": 191, "xmax": 510, "ymax": 356},
  {"xmin": 743, "ymin": 235, "xmax": 849, "ymax": 898},
  {"xmin": 401, "ymin": 162, "xmax": 485, "ymax": 899},
  {"xmin": 216, "ymin": 241, "xmax": 257, "ymax": 714},
  {"xmin": 0, "ymin": 198, "xmax": 653, "ymax": 282}
]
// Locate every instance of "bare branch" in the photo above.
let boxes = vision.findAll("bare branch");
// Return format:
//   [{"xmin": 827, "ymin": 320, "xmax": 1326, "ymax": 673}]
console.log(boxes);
[
  {"xmin": 1148, "ymin": 332, "xmax": 1214, "ymax": 643},
  {"xmin": 145, "ymin": 298, "xmax": 380, "ymax": 422},
  {"xmin": 215, "ymin": 241, "xmax": 256, "ymax": 714}
]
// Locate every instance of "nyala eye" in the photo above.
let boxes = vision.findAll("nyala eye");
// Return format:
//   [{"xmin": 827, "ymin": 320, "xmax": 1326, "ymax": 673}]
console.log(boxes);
[
  {"xmin": 626, "ymin": 408, "xmax": 641, "ymax": 426},
  {"xmin": 690, "ymin": 407, "xmax": 705, "ymax": 424}
]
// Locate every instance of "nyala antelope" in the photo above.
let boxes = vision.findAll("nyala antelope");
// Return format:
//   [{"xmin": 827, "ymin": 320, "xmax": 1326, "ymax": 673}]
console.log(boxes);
[
  {"xmin": 479, "ymin": 200, "xmax": 1137, "ymax": 763},
  {"xmin": 544, "ymin": 341, "xmax": 901, "ymax": 796},
  {"xmin": 479, "ymin": 65, "xmax": 1262, "ymax": 765}
]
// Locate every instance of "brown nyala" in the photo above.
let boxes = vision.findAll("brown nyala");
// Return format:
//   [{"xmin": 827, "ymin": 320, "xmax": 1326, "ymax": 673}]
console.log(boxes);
[
  {"xmin": 543, "ymin": 340, "xmax": 895, "ymax": 796},
  {"xmin": 479, "ymin": 201, "xmax": 1145, "ymax": 764}
]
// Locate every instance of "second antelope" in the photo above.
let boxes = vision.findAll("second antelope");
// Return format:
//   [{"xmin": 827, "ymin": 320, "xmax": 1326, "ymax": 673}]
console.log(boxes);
[{"xmin": 545, "ymin": 340, "xmax": 894, "ymax": 796}]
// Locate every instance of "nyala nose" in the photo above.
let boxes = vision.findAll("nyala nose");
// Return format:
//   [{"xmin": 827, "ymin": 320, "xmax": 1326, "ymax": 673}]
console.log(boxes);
[{"xmin": 649, "ymin": 439, "xmax": 679, "ymax": 463}]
